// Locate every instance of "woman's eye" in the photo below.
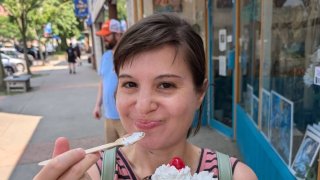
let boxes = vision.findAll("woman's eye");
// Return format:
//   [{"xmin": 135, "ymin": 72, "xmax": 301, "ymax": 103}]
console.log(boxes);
[
  {"xmin": 123, "ymin": 82, "xmax": 137, "ymax": 88},
  {"xmin": 159, "ymin": 82, "xmax": 175, "ymax": 89}
]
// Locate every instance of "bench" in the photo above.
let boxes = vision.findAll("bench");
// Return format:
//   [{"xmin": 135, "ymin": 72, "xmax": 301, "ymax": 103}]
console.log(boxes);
[{"xmin": 4, "ymin": 74, "xmax": 31, "ymax": 93}]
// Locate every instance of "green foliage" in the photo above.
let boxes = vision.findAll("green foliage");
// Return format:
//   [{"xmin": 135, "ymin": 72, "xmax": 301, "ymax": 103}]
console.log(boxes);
[
  {"xmin": 3, "ymin": 0, "xmax": 44, "ymax": 74},
  {"xmin": 0, "ymin": 16, "xmax": 20, "ymax": 39},
  {"xmin": 117, "ymin": 0, "xmax": 127, "ymax": 20},
  {"xmin": 29, "ymin": 0, "xmax": 79, "ymax": 41},
  {"xmin": 45, "ymin": 0, "xmax": 79, "ymax": 38}
]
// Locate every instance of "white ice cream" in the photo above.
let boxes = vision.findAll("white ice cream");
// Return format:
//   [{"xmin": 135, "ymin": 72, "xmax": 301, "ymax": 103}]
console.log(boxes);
[{"xmin": 151, "ymin": 164, "xmax": 217, "ymax": 180}]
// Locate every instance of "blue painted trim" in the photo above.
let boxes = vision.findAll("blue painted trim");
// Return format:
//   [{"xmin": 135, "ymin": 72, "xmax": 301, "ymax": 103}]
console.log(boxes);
[
  {"xmin": 207, "ymin": 0, "xmax": 214, "ymax": 123},
  {"xmin": 231, "ymin": 0, "xmax": 236, "ymax": 137},
  {"xmin": 208, "ymin": 120, "xmax": 233, "ymax": 138},
  {"xmin": 236, "ymin": 105, "xmax": 295, "ymax": 180},
  {"xmin": 208, "ymin": 0, "xmax": 235, "ymax": 138}
]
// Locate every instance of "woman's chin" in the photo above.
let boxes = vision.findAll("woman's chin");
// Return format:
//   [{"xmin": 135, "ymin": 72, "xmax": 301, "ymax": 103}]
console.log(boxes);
[{"xmin": 137, "ymin": 138, "xmax": 165, "ymax": 150}]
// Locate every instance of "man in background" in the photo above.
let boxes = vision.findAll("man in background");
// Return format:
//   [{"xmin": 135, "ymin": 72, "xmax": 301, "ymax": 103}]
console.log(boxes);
[
  {"xmin": 93, "ymin": 19, "xmax": 126, "ymax": 143},
  {"xmin": 66, "ymin": 43, "xmax": 76, "ymax": 74}
]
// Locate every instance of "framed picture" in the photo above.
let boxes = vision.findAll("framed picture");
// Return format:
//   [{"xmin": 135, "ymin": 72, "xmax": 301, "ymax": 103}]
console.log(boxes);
[
  {"xmin": 252, "ymin": 95, "xmax": 259, "ymax": 125},
  {"xmin": 312, "ymin": 123, "xmax": 320, "ymax": 134},
  {"xmin": 261, "ymin": 89, "xmax": 271, "ymax": 138},
  {"xmin": 307, "ymin": 125, "xmax": 320, "ymax": 138},
  {"xmin": 270, "ymin": 91, "xmax": 294, "ymax": 165},
  {"xmin": 246, "ymin": 84, "xmax": 253, "ymax": 117},
  {"xmin": 153, "ymin": 0, "xmax": 182, "ymax": 13},
  {"xmin": 291, "ymin": 131, "xmax": 320, "ymax": 178}
]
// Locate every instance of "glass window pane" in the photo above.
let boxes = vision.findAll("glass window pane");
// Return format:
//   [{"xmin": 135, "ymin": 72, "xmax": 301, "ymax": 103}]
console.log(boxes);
[
  {"xmin": 239, "ymin": 0, "xmax": 261, "ymax": 125},
  {"xmin": 240, "ymin": 1, "xmax": 320, "ymax": 176}
]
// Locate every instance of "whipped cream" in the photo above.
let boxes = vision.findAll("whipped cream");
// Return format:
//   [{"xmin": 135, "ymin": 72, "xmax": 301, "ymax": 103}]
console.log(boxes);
[{"xmin": 151, "ymin": 164, "xmax": 217, "ymax": 180}]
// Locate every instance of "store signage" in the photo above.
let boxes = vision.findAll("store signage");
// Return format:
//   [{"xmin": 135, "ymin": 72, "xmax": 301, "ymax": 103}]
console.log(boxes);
[
  {"xmin": 44, "ymin": 23, "xmax": 52, "ymax": 37},
  {"xmin": 219, "ymin": 55, "xmax": 227, "ymax": 76},
  {"xmin": 86, "ymin": 13, "xmax": 92, "ymax": 26},
  {"xmin": 314, "ymin": 66, "xmax": 320, "ymax": 86},
  {"xmin": 73, "ymin": 0, "xmax": 89, "ymax": 18},
  {"xmin": 218, "ymin": 29, "xmax": 227, "ymax": 52}
]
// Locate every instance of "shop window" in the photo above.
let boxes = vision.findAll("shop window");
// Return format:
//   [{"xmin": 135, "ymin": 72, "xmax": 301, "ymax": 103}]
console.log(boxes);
[
  {"xmin": 240, "ymin": 0, "xmax": 320, "ymax": 178},
  {"xmin": 239, "ymin": 0, "xmax": 261, "ymax": 125},
  {"xmin": 216, "ymin": 0, "xmax": 233, "ymax": 8},
  {"xmin": 143, "ymin": 0, "xmax": 207, "ymax": 48}
]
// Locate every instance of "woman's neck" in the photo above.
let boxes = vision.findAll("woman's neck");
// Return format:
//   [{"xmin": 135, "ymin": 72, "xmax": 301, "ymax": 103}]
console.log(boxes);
[{"xmin": 120, "ymin": 141, "xmax": 201, "ymax": 179}]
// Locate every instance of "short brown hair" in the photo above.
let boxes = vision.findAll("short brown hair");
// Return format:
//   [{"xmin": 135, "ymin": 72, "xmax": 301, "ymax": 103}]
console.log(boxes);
[{"xmin": 114, "ymin": 13, "xmax": 207, "ymax": 137}]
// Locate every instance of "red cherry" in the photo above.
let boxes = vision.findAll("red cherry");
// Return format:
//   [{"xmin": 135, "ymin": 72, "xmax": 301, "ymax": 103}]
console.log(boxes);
[{"xmin": 169, "ymin": 157, "xmax": 185, "ymax": 170}]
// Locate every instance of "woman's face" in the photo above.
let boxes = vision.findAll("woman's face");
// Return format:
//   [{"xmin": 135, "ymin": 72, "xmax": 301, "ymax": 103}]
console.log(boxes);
[{"xmin": 116, "ymin": 45, "xmax": 206, "ymax": 149}]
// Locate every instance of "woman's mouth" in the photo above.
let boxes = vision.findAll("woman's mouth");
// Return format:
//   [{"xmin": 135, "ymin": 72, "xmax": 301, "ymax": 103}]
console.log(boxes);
[{"xmin": 135, "ymin": 120, "xmax": 161, "ymax": 130}]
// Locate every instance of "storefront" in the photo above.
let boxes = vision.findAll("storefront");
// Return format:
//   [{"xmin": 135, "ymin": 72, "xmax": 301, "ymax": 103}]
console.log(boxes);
[
  {"xmin": 89, "ymin": 0, "xmax": 320, "ymax": 179},
  {"xmin": 235, "ymin": 0, "xmax": 320, "ymax": 179}
]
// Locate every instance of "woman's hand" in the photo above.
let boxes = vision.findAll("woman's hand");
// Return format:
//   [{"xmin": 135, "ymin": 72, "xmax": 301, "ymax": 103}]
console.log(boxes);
[{"xmin": 34, "ymin": 137, "xmax": 99, "ymax": 180}]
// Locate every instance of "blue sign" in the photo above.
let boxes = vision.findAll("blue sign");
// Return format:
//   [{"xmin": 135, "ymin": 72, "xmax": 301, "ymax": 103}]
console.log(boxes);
[
  {"xmin": 44, "ymin": 23, "xmax": 52, "ymax": 34},
  {"xmin": 44, "ymin": 23, "xmax": 52, "ymax": 37},
  {"xmin": 73, "ymin": 0, "xmax": 89, "ymax": 18},
  {"xmin": 86, "ymin": 13, "xmax": 92, "ymax": 26}
]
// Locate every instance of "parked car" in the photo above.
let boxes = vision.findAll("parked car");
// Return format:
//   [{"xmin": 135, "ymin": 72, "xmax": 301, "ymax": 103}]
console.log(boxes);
[
  {"xmin": 1, "ymin": 53, "xmax": 28, "ymax": 72},
  {"xmin": 0, "ymin": 47, "xmax": 35, "ymax": 62},
  {"xmin": 1, "ymin": 59, "xmax": 18, "ymax": 76},
  {"xmin": 15, "ymin": 44, "xmax": 40, "ymax": 60},
  {"xmin": 45, "ymin": 43, "xmax": 55, "ymax": 55}
]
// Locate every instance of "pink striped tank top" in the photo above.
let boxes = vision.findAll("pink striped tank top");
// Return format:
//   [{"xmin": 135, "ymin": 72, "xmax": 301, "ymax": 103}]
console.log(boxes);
[{"xmin": 96, "ymin": 148, "xmax": 239, "ymax": 179}]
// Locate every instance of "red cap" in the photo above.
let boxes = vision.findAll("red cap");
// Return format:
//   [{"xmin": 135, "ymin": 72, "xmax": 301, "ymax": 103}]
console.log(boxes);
[{"xmin": 96, "ymin": 19, "xmax": 120, "ymax": 36}]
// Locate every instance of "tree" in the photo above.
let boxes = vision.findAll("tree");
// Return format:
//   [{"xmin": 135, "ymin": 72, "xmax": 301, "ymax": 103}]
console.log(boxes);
[
  {"xmin": 0, "ymin": 16, "xmax": 21, "ymax": 40},
  {"xmin": 0, "ymin": 16, "xmax": 19, "ymax": 89},
  {"xmin": 28, "ymin": 0, "xmax": 79, "ymax": 59},
  {"xmin": 3, "ymin": 0, "xmax": 44, "ymax": 74},
  {"xmin": 50, "ymin": 0, "xmax": 79, "ymax": 50},
  {"xmin": 0, "ymin": 53, "xmax": 5, "ymax": 92}
]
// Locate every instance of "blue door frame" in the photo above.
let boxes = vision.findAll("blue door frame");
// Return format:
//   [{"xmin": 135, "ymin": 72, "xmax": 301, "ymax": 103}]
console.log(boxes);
[{"xmin": 207, "ymin": 0, "xmax": 236, "ymax": 138}]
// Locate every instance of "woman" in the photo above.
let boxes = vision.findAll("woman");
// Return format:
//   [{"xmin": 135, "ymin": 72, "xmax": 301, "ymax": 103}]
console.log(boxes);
[{"xmin": 34, "ymin": 13, "xmax": 257, "ymax": 180}]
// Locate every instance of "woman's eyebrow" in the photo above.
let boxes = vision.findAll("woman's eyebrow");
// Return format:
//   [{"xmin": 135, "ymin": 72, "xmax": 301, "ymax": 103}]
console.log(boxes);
[
  {"xmin": 118, "ymin": 74, "xmax": 183, "ymax": 80},
  {"xmin": 155, "ymin": 74, "xmax": 183, "ymax": 80},
  {"xmin": 118, "ymin": 74, "xmax": 132, "ymax": 79}
]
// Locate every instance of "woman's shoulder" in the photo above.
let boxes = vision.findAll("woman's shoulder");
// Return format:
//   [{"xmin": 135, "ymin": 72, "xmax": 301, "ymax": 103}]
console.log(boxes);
[
  {"xmin": 201, "ymin": 148, "xmax": 257, "ymax": 180},
  {"xmin": 97, "ymin": 148, "xmax": 136, "ymax": 179},
  {"xmin": 198, "ymin": 148, "xmax": 239, "ymax": 178}
]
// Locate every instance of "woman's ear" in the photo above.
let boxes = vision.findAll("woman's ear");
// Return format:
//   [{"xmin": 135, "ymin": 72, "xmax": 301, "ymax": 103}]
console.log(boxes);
[{"xmin": 197, "ymin": 78, "xmax": 208, "ymax": 108}]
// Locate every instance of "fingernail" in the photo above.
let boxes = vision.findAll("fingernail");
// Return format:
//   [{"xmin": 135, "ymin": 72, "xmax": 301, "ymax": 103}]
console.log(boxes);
[{"xmin": 75, "ymin": 148, "xmax": 85, "ymax": 155}]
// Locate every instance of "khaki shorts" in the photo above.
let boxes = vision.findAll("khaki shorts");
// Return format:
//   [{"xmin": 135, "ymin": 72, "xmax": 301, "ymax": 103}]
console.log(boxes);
[{"xmin": 104, "ymin": 119, "xmax": 126, "ymax": 143}]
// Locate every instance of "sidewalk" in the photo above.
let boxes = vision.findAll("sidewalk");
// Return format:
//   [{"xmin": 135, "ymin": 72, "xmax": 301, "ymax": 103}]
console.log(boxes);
[{"xmin": 0, "ymin": 54, "xmax": 240, "ymax": 180}]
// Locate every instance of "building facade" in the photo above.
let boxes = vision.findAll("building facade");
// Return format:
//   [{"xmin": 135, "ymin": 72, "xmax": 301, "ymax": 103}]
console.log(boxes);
[{"xmin": 88, "ymin": 0, "xmax": 320, "ymax": 179}]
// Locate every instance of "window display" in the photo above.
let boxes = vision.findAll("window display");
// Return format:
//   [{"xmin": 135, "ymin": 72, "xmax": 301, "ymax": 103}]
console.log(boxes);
[
  {"xmin": 239, "ymin": 0, "xmax": 261, "ymax": 121},
  {"xmin": 239, "ymin": 0, "xmax": 320, "ymax": 178},
  {"xmin": 291, "ymin": 128, "xmax": 320, "ymax": 179},
  {"xmin": 270, "ymin": 91, "xmax": 294, "ymax": 165},
  {"xmin": 261, "ymin": 89, "xmax": 271, "ymax": 138}
]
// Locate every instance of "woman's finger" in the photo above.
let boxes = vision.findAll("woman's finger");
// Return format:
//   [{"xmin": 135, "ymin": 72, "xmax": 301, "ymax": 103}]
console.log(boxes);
[
  {"xmin": 34, "ymin": 148, "xmax": 86, "ymax": 180},
  {"xmin": 53, "ymin": 137, "xmax": 70, "ymax": 157},
  {"xmin": 58, "ymin": 153, "xmax": 100, "ymax": 180}
]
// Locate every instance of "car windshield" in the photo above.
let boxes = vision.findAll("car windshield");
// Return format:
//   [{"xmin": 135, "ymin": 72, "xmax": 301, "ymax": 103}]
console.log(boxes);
[
  {"xmin": 1, "ymin": 53, "xmax": 11, "ymax": 59},
  {"xmin": 0, "ymin": 50, "xmax": 19, "ymax": 58}
]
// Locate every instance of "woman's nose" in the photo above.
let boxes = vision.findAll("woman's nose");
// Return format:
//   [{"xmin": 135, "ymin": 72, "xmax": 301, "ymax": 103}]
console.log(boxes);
[{"xmin": 135, "ymin": 91, "xmax": 158, "ymax": 115}]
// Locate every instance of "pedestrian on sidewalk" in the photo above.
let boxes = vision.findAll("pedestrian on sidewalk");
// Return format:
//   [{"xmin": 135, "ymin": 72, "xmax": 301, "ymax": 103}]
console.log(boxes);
[
  {"xmin": 92, "ymin": 19, "xmax": 126, "ymax": 143},
  {"xmin": 75, "ymin": 43, "xmax": 82, "ymax": 66},
  {"xmin": 34, "ymin": 13, "xmax": 257, "ymax": 180},
  {"xmin": 66, "ymin": 43, "xmax": 77, "ymax": 74}
]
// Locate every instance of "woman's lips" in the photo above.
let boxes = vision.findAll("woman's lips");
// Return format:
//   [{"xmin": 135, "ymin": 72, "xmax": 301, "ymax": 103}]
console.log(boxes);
[{"xmin": 135, "ymin": 120, "xmax": 161, "ymax": 130}]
